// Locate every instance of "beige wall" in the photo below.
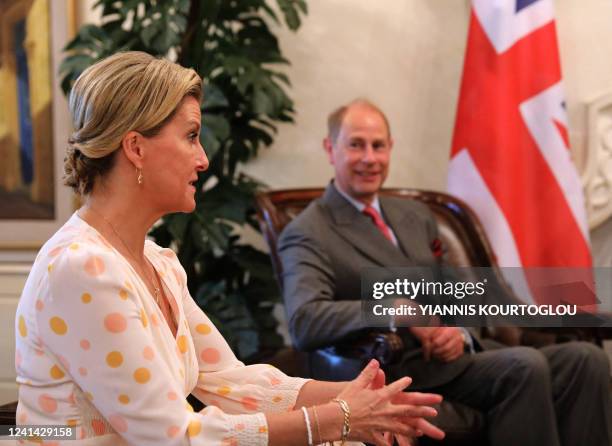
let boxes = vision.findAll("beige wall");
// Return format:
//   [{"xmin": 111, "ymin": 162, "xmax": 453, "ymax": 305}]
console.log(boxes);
[
  {"xmin": 0, "ymin": 266, "xmax": 28, "ymax": 405},
  {"xmin": 243, "ymin": 0, "xmax": 470, "ymax": 191},
  {"xmin": 557, "ymin": 0, "xmax": 612, "ymax": 173}
]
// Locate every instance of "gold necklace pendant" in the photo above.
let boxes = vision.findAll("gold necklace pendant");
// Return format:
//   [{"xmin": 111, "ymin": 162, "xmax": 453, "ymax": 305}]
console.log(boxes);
[
  {"xmin": 149, "ymin": 267, "xmax": 163, "ymax": 307},
  {"xmin": 86, "ymin": 206, "xmax": 164, "ymax": 308}
]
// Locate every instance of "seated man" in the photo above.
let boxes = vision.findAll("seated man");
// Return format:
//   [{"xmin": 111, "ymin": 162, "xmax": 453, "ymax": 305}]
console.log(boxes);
[{"xmin": 278, "ymin": 99, "xmax": 611, "ymax": 446}]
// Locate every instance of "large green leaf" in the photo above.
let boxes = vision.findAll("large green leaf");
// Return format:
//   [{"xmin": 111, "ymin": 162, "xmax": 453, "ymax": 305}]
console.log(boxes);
[
  {"xmin": 203, "ymin": 113, "xmax": 230, "ymax": 140},
  {"xmin": 140, "ymin": 24, "xmax": 159, "ymax": 47},
  {"xmin": 119, "ymin": 0, "xmax": 140, "ymax": 14},
  {"xmin": 276, "ymin": 0, "xmax": 308, "ymax": 30},
  {"xmin": 202, "ymin": 83, "xmax": 229, "ymax": 109},
  {"xmin": 166, "ymin": 212, "xmax": 191, "ymax": 241}
]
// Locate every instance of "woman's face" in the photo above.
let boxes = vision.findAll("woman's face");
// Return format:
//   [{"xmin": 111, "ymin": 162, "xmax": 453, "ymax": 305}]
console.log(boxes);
[{"xmin": 142, "ymin": 96, "xmax": 208, "ymax": 214}]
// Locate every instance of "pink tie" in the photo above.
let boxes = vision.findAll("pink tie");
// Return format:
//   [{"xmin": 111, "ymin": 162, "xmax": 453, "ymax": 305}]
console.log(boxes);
[{"xmin": 362, "ymin": 206, "xmax": 393, "ymax": 242}]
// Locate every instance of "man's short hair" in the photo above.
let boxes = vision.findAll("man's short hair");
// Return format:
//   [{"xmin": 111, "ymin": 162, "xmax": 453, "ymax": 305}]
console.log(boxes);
[{"xmin": 326, "ymin": 99, "xmax": 392, "ymax": 144}]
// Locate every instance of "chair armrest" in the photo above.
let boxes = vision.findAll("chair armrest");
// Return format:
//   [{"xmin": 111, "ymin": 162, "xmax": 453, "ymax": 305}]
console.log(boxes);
[
  {"xmin": 0, "ymin": 401, "xmax": 17, "ymax": 426},
  {"xmin": 322, "ymin": 332, "xmax": 404, "ymax": 367},
  {"xmin": 308, "ymin": 332, "xmax": 405, "ymax": 381}
]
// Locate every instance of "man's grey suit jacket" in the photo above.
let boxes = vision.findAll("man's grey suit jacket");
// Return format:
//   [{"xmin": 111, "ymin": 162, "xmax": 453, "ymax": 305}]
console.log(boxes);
[{"xmin": 278, "ymin": 183, "xmax": 474, "ymax": 389}]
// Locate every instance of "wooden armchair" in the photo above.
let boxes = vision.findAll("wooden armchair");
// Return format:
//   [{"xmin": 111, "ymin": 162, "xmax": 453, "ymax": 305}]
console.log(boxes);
[
  {"xmin": 255, "ymin": 187, "xmax": 501, "ymax": 280},
  {"xmin": 255, "ymin": 187, "xmax": 505, "ymax": 445},
  {"xmin": 0, "ymin": 401, "xmax": 16, "ymax": 425}
]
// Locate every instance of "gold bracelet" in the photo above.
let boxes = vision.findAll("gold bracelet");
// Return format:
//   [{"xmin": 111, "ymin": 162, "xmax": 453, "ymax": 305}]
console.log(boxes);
[
  {"xmin": 331, "ymin": 398, "xmax": 351, "ymax": 445},
  {"xmin": 312, "ymin": 405, "xmax": 323, "ymax": 445}
]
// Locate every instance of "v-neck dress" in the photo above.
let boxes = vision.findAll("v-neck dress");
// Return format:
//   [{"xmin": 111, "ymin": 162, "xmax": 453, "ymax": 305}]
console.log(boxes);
[{"xmin": 14, "ymin": 213, "xmax": 308, "ymax": 445}]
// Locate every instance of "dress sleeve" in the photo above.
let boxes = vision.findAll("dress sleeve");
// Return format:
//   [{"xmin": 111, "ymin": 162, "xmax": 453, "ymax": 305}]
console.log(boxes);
[
  {"xmin": 164, "ymin": 251, "xmax": 310, "ymax": 414},
  {"xmin": 41, "ymin": 242, "xmax": 269, "ymax": 445}
]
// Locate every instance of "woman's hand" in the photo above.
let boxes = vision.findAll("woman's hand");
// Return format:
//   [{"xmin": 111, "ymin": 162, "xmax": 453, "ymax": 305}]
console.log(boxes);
[
  {"xmin": 368, "ymin": 364, "xmax": 445, "ymax": 446},
  {"xmin": 387, "ymin": 390, "xmax": 445, "ymax": 445},
  {"xmin": 335, "ymin": 359, "xmax": 444, "ymax": 446}
]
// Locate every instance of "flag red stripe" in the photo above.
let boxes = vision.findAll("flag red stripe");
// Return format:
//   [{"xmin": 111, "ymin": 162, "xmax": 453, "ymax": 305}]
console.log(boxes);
[
  {"xmin": 553, "ymin": 119, "xmax": 570, "ymax": 149},
  {"xmin": 451, "ymin": 11, "xmax": 590, "ymax": 268}
]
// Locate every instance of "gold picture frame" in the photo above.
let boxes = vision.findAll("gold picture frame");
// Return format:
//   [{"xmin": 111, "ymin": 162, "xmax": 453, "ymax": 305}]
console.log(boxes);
[{"xmin": 0, "ymin": 0, "xmax": 76, "ymax": 250}]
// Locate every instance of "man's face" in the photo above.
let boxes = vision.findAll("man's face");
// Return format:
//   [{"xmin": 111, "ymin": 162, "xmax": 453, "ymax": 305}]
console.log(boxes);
[{"xmin": 325, "ymin": 105, "xmax": 392, "ymax": 204}]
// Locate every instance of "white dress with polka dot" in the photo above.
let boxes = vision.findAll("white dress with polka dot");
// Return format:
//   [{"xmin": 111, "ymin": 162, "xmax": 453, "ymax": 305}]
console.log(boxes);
[{"xmin": 15, "ymin": 213, "xmax": 309, "ymax": 445}]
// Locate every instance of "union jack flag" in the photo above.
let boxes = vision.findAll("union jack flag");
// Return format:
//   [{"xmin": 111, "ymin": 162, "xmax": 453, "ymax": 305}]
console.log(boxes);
[{"xmin": 448, "ymin": 0, "xmax": 592, "ymax": 304}]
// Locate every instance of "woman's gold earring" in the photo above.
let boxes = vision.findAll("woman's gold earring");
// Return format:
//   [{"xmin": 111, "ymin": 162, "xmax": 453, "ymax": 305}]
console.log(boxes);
[{"xmin": 137, "ymin": 168, "xmax": 143, "ymax": 185}]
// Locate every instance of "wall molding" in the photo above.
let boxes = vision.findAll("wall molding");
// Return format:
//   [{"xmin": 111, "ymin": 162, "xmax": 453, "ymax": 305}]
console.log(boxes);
[{"xmin": 584, "ymin": 92, "xmax": 612, "ymax": 229}]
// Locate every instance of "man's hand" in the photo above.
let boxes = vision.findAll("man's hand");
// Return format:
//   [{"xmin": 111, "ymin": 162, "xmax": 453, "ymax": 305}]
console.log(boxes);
[
  {"xmin": 410, "ymin": 327, "xmax": 465, "ymax": 362},
  {"xmin": 430, "ymin": 327, "xmax": 465, "ymax": 362},
  {"xmin": 409, "ymin": 327, "xmax": 436, "ymax": 361}
]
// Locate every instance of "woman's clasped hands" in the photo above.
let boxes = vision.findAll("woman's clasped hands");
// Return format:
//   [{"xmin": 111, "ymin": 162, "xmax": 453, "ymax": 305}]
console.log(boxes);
[{"xmin": 337, "ymin": 359, "xmax": 445, "ymax": 446}]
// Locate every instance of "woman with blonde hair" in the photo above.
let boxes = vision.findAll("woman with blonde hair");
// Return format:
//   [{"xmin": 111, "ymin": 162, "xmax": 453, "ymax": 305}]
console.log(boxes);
[{"xmin": 14, "ymin": 51, "xmax": 444, "ymax": 445}]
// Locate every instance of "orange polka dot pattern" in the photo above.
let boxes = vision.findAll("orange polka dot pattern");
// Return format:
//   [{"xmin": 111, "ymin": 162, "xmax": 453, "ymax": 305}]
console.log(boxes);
[
  {"xmin": 106, "ymin": 351, "xmax": 123, "ymax": 368},
  {"xmin": 14, "ymin": 215, "xmax": 311, "ymax": 445}
]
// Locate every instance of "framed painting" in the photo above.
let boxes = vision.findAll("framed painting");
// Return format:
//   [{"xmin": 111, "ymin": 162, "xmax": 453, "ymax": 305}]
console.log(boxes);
[{"xmin": 0, "ymin": 0, "xmax": 75, "ymax": 250}]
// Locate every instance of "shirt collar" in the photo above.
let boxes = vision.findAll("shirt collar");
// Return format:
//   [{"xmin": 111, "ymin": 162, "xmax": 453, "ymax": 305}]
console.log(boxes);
[{"xmin": 333, "ymin": 181, "xmax": 383, "ymax": 215}]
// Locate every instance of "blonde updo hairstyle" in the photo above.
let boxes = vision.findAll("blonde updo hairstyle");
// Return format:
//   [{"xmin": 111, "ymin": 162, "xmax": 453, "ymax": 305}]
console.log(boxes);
[{"xmin": 64, "ymin": 51, "xmax": 202, "ymax": 195}]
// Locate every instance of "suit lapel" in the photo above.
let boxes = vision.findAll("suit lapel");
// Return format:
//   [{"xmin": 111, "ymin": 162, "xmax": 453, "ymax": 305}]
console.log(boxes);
[
  {"xmin": 320, "ymin": 184, "xmax": 412, "ymax": 266},
  {"xmin": 379, "ymin": 196, "xmax": 421, "ymax": 260}
]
